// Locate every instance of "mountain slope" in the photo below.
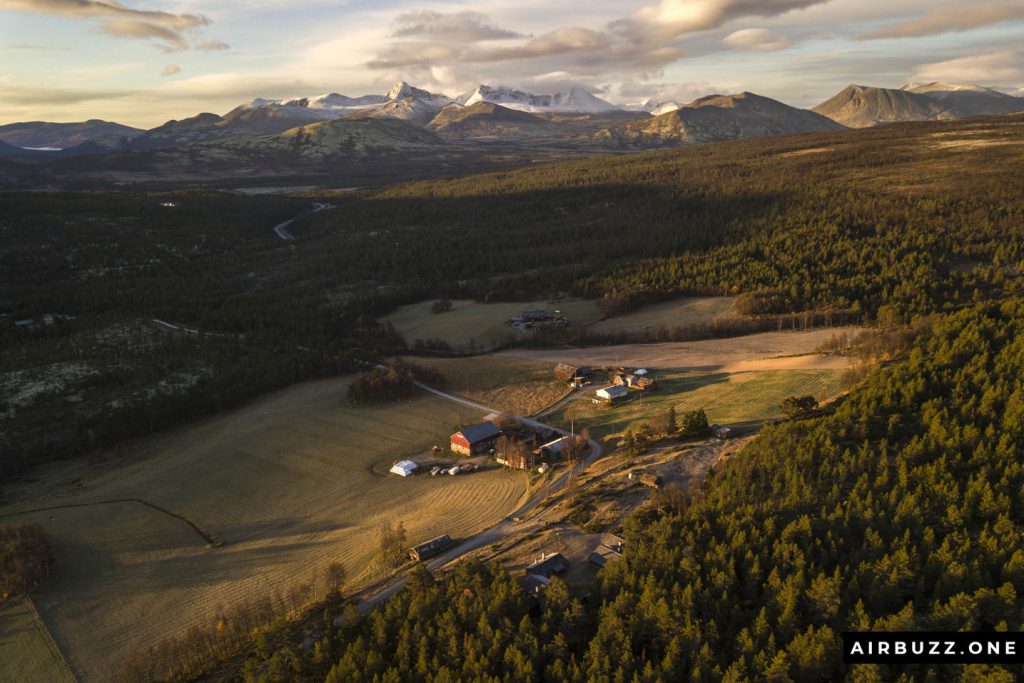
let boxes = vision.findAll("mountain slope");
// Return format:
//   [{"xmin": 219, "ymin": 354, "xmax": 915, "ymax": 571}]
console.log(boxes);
[
  {"xmin": 904, "ymin": 82, "xmax": 1024, "ymax": 117},
  {"xmin": 599, "ymin": 91, "xmax": 843, "ymax": 146},
  {"xmin": 425, "ymin": 102, "xmax": 562, "ymax": 140},
  {"xmin": 0, "ymin": 119, "xmax": 142, "ymax": 150},
  {"xmin": 461, "ymin": 85, "xmax": 618, "ymax": 113},
  {"xmin": 813, "ymin": 84, "xmax": 954, "ymax": 127}
]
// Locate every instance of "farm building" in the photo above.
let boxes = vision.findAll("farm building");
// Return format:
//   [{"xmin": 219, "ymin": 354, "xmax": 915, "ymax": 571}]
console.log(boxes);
[
  {"xmin": 389, "ymin": 460, "xmax": 418, "ymax": 477},
  {"xmin": 588, "ymin": 544, "xmax": 623, "ymax": 569},
  {"xmin": 711, "ymin": 424, "xmax": 735, "ymax": 439},
  {"xmin": 517, "ymin": 573, "xmax": 550, "ymax": 597},
  {"xmin": 613, "ymin": 372, "xmax": 657, "ymax": 391},
  {"xmin": 499, "ymin": 449, "xmax": 536, "ymax": 471},
  {"xmin": 408, "ymin": 534, "xmax": 454, "ymax": 562},
  {"xmin": 526, "ymin": 552, "xmax": 569, "ymax": 578},
  {"xmin": 594, "ymin": 385, "xmax": 628, "ymax": 404},
  {"xmin": 450, "ymin": 421, "xmax": 502, "ymax": 455},
  {"xmin": 554, "ymin": 363, "xmax": 593, "ymax": 383},
  {"xmin": 537, "ymin": 435, "xmax": 572, "ymax": 458}
]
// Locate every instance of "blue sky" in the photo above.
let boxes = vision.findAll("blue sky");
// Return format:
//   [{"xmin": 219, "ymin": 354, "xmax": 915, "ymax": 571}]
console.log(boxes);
[{"xmin": 1, "ymin": 0, "xmax": 1023, "ymax": 127}]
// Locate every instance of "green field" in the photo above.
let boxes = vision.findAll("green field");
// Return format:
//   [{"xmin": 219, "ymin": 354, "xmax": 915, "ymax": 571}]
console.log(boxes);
[
  {"xmin": 412, "ymin": 356, "xmax": 570, "ymax": 416},
  {"xmin": 383, "ymin": 299, "xmax": 602, "ymax": 351},
  {"xmin": 588, "ymin": 297, "xmax": 737, "ymax": 336},
  {"xmin": 0, "ymin": 599, "xmax": 74, "ymax": 683},
  {"xmin": 0, "ymin": 378, "xmax": 528, "ymax": 682},
  {"xmin": 555, "ymin": 368, "xmax": 851, "ymax": 439}
]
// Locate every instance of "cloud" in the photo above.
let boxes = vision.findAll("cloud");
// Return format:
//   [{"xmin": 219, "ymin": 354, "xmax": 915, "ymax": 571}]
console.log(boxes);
[
  {"xmin": 0, "ymin": 0, "xmax": 210, "ymax": 51},
  {"xmin": 910, "ymin": 50, "xmax": 1024, "ymax": 83},
  {"xmin": 161, "ymin": 64, "xmax": 181, "ymax": 77},
  {"xmin": 860, "ymin": 1, "xmax": 1024, "ymax": 39},
  {"xmin": 723, "ymin": 27, "xmax": 791, "ymax": 51},
  {"xmin": 468, "ymin": 27, "xmax": 611, "ymax": 62},
  {"xmin": 610, "ymin": 0, "xmax": 828, "ymax": 42},
  {"xmin": 390, "ymin": 10, "xmax": 523, "ymax": 41},
  {"xmin": 613, "ymin": 79, "xmax": 725, "ymax": 104},
  {"xmin": 5, "ymin": 42, "xmax": 69, "ymax": 50},
  {"xmin": 196, "ymin": 40, "xmax": 230, "ymax": 51}
]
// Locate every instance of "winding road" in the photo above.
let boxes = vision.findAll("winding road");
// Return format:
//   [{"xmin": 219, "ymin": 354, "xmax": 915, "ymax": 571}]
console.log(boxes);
[{"xmin": 273, "ymin": 201, "xmax": 335, "ymax": 241}]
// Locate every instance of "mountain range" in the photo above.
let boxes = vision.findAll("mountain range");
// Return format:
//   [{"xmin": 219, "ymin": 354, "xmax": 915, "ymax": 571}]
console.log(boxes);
[{"xmin": 0, "ymin": 80, "xmax": 1020, "ymax": 186}]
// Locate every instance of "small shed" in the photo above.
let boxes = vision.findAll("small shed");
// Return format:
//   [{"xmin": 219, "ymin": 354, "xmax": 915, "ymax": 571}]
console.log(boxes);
[
  {"xmin": 390, "ymin": 460, "xmax": 418, "ymax": 477},
  {"xmin": 711, "ymin": 424, "xmax": 734, "ymax": 439},
  {"xmin": 595, "ymin": 385, "xmax": 628, "ymax": 404},
  {"xmin": 526, "ymin": 552, "xmax": 569, "ymax": 578},
  {"xmin": 408, "ymin": 534, "xmax": 454, "ymax": 562},
  {"xmin": 451, "ymin": 421, "xmax": 502, "ymax": 455}
]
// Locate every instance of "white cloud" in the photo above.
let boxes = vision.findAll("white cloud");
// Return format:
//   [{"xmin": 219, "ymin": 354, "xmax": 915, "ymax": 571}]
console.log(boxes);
[
  {"xmin": 1, "ymin": 0, "xmax": 212, "ymax": 51},
  {"xmin": 911, "ymin": 50, "xmax": 1024, "ymax": 83},
  {"xmin": 860, "ymin": 1, "xmax": 1024, "ymax": 39},
  {"xmin": 161, "ymin": 64, "xmax": 181, "ymax": 77},
  {"xmin": 723, "ymin": 28, "xmax": 791, "ymax": 51}
]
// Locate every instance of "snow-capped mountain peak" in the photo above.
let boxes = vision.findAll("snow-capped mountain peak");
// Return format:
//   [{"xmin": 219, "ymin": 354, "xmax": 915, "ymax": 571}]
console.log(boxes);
[
  {"xmin": 386, "ymin": 81, "xmax": 453, "ymax": 104},
  {"xmin": 462, "ymin": 84, "xmax": 618, "ymax": 113}
]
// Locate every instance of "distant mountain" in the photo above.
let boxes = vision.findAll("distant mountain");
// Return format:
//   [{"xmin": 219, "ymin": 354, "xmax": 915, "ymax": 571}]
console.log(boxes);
[
  {"xmin": 346, "ymin": 97, "xmax": 451, "ymax": 127},
  {"xmin": 386, "ymin": 82, "xmax": 453, "ymax": 106},
  {"xmin": 426, "ymin": 102, "xmax": 562, "ymax": 140},
  {"xmin": 624, "ymin": 99, "xmax": 682, "ymax": 116},
  {"xmin": 222, "ymin": 118, "xmax": 444, "ymax": 159},
  {"xmin": 598, "ymin": 92, "xmax": 843, "ymax": 146},
  {"xmin": 813, "ymin": 85, "xmax": 954, "ymax": 128},
  {"xmin": 0, "ymin": 119, "xmax": 142, "ymax": 150},
  {"xmin": 460, "ymin": 85, "xmax": 618, "ymax": 113},
  {"xmin": 903, "ymin": 82, "xmax": 1024, "ymax": 117}
]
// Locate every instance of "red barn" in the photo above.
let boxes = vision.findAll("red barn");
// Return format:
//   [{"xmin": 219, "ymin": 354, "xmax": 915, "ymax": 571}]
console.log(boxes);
[{"xmin": 450, "ymin": 421, "xmax": 501, "ymax": 456}]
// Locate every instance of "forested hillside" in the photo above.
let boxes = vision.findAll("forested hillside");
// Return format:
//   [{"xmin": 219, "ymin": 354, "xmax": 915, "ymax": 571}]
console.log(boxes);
[{"xmin": 237, "ymin": 300, "xmax": 1024, "ymax": 682}]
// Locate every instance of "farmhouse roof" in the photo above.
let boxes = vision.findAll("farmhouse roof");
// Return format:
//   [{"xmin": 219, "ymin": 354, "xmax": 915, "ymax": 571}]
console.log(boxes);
[
  {"xmin": 597, "ymin": 385, "xmax": 628, "ymax": 399},
  {"xmin": 410, "ymin": 534, "xmax": 453, "ymax": 558},
  {"xmin": 526, "ymin": 552, "xmax": 569, "ymax": 577},
  {"xmin": 390, "ymin": 460, "xmax": 418, "ymax": 476},
  {"xmin": 457, "ymin": 421, "xmax": 501, "ymax": 444}
]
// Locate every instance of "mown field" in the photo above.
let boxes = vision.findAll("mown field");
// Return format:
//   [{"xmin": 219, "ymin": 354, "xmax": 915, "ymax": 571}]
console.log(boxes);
[
  {"xmin": 556, "ymin": 368, "xmax": 853, "ymax": 438},
  {"xmin": 410, "ymin": 356, "xmax": 569, "ymax": 416},
  {"xmin": 0, "ymin": 599, "xmax": 74, "ymax": 683},
  {"xmin": 382, "ymin": 299, "xmax": 601, "ymax": 351},
  {"xmin": 0, "ymin": 378, "xmax": 528, "ymax": 682},
  {"xmin": 587, "ymin": 296, "xmax": 737, "ymax": 335}
]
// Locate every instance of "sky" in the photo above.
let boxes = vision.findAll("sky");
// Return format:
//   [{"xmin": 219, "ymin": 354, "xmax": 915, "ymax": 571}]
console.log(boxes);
[{"xmin": 1, "ymin": 0, "xmax": 1023, "ymax": 128}]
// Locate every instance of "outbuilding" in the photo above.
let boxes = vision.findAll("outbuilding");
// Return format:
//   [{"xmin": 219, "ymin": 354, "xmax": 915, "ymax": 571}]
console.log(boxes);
[
  {"xmin": 711, "ymin": 424, "xmax": 734, "ymax": 439},
  {"xmin": 408, "ymin": 534, "xmax": 454, "ymax": 562},
  {"xmin": 450, "ymin": 421, "xmax": 502, "ymax": 455},
  {"xmin": 389, "ymin": 460, "xmax": 418, "ymax": 477},
  {"xmin": 594, "ymin": 385, "xmax": 628, "ymax": 404}
]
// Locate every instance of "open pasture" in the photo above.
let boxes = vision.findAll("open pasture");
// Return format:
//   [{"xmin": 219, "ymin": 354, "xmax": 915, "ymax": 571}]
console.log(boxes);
[
  {"xmin": 0, "ymin": 378, "xmax": 527, "ymax": 681},
  {"xmin": 0, "ymin": 599, "xmax": 74, "ymax": 683},
  {"xmin": 382, "ymin": 298, "xmax": 601, "ymax": 351},
  {"xmin": 587, "ymin": 297, "xmax": 737, "ymax": 336},
  {"xmin": 411, "ymin": 356, "xmax": 569, "ymax": 416},
  {"xmin": 555, "ymin": 368, "xmax": 852, "ymax": 439}
]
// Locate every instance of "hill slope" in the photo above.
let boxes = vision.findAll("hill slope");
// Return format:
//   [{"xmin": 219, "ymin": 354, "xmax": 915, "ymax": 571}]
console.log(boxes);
[
  {"xmin": 598, "ymin": 91, "xmax": 843, "ymax": 146},
  {"xmin": 426, "ymin": 102, "xmax": 562, "ymax": 140},
  {"xmin": 904, "ymin": 82, "xmax": 1024, "ymax": 117},
  {"xmin": 813, "ymin": 84, "xmax": 954, "ymax": 127},
  {"xmin": 0, "ymin": 119, "xmax": 142, "ymax": 149}
]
